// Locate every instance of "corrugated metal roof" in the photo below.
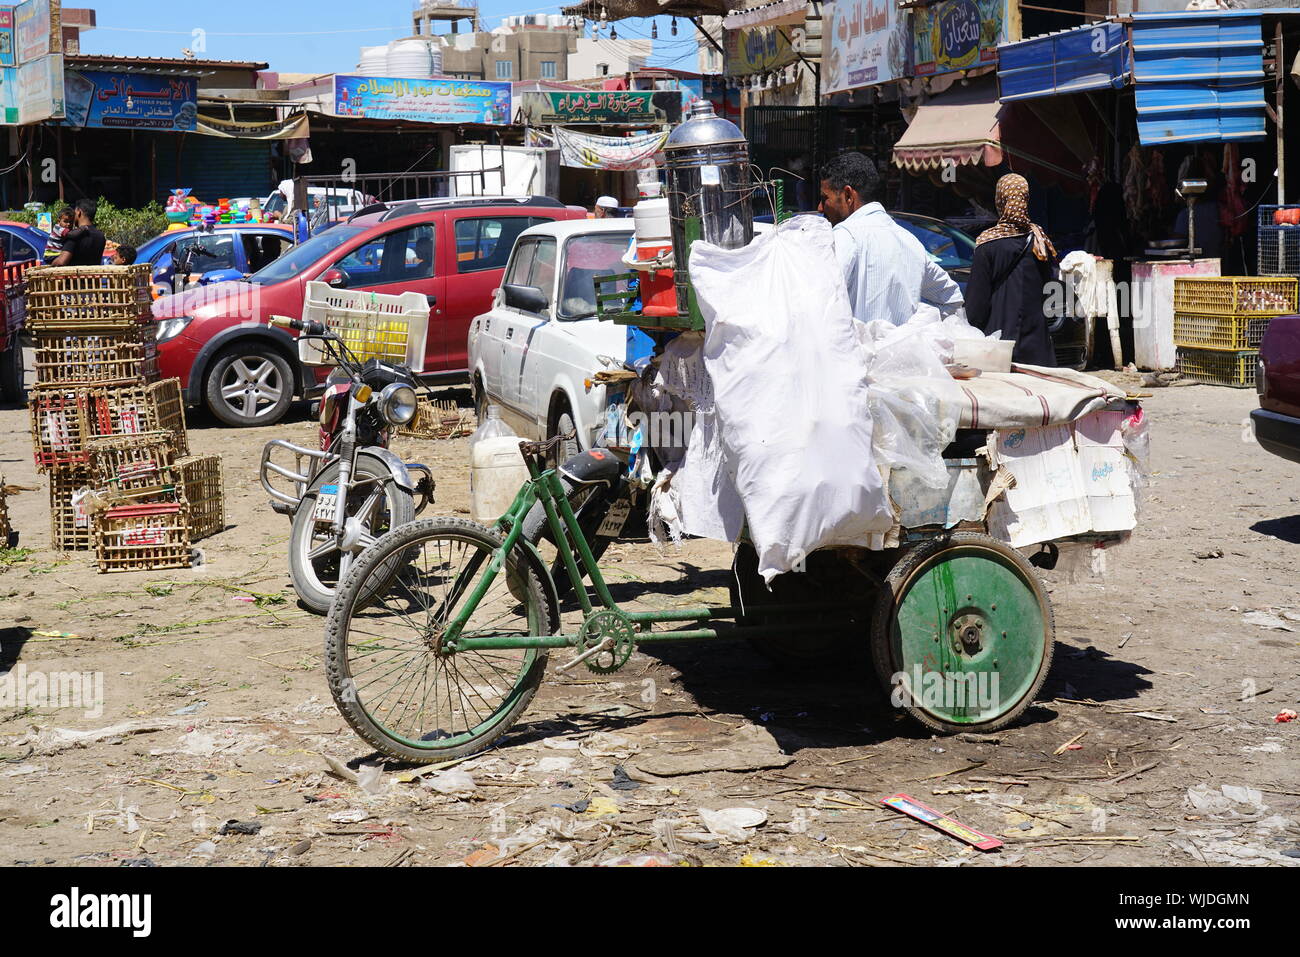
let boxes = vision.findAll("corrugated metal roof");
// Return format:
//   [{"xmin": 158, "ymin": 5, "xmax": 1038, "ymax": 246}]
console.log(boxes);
[
  {"xmin": 1131, "ymin": 9, "xmax": 1267, "ymax": 144},
  {"xmin": 998, "ymin": 20, "xmax": 1130, "ymax": 102}
]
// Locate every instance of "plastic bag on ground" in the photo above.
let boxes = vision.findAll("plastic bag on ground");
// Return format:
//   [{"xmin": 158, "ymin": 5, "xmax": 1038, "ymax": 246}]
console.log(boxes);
[{"xmin": 690, "ymin": 215, "xmax": 893, "ymax": 583}]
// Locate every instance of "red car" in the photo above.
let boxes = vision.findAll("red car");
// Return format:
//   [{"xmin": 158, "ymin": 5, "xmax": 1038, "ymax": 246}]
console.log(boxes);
[
  {"xmin": 1253, "ymin": 314, "xmax": 1300, "ymax": 464},
  {"xmin": 152, "ymin": 197, "xmax": 586, "ymax": 426}
]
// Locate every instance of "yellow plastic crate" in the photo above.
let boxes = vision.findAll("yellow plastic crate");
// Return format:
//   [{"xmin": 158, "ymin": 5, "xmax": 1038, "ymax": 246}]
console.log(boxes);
[
  {"xmin": 1176, "ymin": 347, "xmax": 1258, "ymax": 388},
  {"xmin": 1172, "ymin": 277, "xmax": 1298, "ymax": 317},
  {"xmin": 1173, "ymin": 312, "xmax": 1276, "ymax": 351}
]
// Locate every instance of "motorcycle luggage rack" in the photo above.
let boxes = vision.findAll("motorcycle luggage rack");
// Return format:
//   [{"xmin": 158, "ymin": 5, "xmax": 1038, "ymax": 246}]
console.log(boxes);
[{"xmin": 260, "ymin": 439, "xmax": 329, "ymax": 507}]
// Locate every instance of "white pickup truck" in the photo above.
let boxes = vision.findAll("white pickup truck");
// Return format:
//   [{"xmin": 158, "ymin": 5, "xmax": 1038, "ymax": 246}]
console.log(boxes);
[{"xmin": 467, "ymin": 218, "xmax": 636, "ymax": 461}]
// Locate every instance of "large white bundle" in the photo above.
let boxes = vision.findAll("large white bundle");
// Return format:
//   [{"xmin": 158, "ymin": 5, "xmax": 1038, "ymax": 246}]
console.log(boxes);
[{"xmin": 689, "ymin": 215, "xmax": 893, "ymax": 582}]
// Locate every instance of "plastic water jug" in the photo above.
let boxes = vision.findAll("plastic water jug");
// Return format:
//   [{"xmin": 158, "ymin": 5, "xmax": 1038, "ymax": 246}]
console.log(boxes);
[{"xmin": 469, "ymin": 406, "xmax": 530, "ymax": 525}]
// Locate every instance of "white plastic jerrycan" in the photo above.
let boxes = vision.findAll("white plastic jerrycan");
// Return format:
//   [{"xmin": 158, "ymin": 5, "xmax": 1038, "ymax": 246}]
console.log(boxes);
[{"xmin": 469, "ymin": 405, "xmax": 531, "ymax": 525}]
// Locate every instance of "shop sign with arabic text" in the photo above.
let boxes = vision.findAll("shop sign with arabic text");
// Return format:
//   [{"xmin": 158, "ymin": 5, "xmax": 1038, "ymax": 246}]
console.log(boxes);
[{"xmin": 912, "ymin": 0, "xmax": 1014, "ymax": 77}]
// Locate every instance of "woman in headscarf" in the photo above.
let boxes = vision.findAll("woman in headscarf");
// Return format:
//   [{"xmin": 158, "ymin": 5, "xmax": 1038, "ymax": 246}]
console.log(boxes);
[{"xmin": 964, "ymin": 173, "xmax": 1058, "ymax": 367}]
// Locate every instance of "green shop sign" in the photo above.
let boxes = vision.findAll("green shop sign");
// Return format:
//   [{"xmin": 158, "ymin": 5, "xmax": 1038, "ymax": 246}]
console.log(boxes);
[{"xmin": 517, "ymin": 90, "xmax": 681, "ymax": 126}]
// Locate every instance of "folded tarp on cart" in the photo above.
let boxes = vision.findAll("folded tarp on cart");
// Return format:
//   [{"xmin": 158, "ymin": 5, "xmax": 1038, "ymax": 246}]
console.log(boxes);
[{"xmin": 952, "ymin": 365, "xmax": 1127, "ymax": 430}]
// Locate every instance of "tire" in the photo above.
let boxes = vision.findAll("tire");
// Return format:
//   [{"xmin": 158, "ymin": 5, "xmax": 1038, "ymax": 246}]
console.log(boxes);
[
  {"xmin": 0, "ymin": 340, "xmax": 23, "ymax": 405},
  {"xmin": 870, "ymin": 532, "xmax": 1055, "ymax": 735},
  {"xmin": 289, "ymin": 455, "xmax": 416, "ymax": 615},
  {"xmin": 204, "ymin": 343, "xmax": 295, "ymax": 427},
  {"xmin": 518, "ymin": 471, "xmax": 616, "ymax": 601},
  {"xmin": 472, "ymin": 374, "xmax": 488, "ymax": 421},
  {"xmin": 549, "ymin": 407, "xmax": 580, "ymax": 469},
  {"xmin": 325, "ymin": 517, "xmax": 555, "ymax": 763}
]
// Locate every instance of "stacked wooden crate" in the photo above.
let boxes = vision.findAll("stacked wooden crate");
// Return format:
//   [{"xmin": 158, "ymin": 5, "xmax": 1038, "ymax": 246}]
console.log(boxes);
[{"xmin": 25, "ymin": 265, "xmax": 224, "ymax": 570}]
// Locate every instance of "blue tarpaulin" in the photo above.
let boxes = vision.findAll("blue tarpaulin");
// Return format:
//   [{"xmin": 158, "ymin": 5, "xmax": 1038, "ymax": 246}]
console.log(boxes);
[
  {"xmin": 998, "ymin": 21, "xmax": 1130, "ymax": 102},
  {"xmin": 1131, "ymin": 9, "xmax": 1267, "ymax": 144}
]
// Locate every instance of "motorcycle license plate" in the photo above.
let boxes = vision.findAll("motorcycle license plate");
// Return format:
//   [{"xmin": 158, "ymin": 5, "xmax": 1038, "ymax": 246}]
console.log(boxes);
[
  {"xmin": 314, "ymin": 485, "xmax": 339, "ymax": 523},
  {"xmin": 596, "ymin": 500, "xmax": 631, "ymax": 538}
]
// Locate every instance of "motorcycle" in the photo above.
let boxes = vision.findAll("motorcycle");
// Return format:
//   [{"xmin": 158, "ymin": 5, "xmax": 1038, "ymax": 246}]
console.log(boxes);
[{"xmin": 259, "ymin": 315, "xmax": 434, "ymax": 613}]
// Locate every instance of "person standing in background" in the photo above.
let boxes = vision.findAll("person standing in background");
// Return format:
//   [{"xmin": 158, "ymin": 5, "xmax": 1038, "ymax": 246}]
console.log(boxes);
[
  {"xmin": 591, "ymin": 196, "xmax": 619, "ymax": 219},
  {"xmin": 964, "ymin": 173, "xmax": 1058, "ymax": 367},
  {"xmin": 52, "ymin": 199, "xmax": 106, "ymax": 267},
  {"xmin": 818, "ymin": 151, "xmax": 964, "ymax": 325}
]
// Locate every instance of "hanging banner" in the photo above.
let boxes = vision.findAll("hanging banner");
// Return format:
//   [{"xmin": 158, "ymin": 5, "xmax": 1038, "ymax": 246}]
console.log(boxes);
[
  {"xmin": 334, "ymin": 74, "xmax": 512, "ymax": 125},
  {"xmin": 196, "ymin": 111, "xmax": 310, "ymax": 139},
  {"xmin": 0, "ymin": 10, "xmax": 14, "ymax": 68},
  {"xmin": 61, "ymin": 70, "xmax": 196, "ymax": 130},
  {"xmin": 517, "ymin": 90, "xmax": 680, "ymax": 126},
  {"xmin": 553, "ymin": 127, "xmax": 667, "ymax": 170},
  {"xmin": 826, "ymin": 0, "xmax": 911, "ymax": 92},
  {"xmin": 912, "ymin": 0, "xmax": 1013, "ymax": 77},
  {"xmin": 14, "ymin": 0, "xmax": 58, "ymax": 64},
  {"xmin": 724, "ymin": 26, "xmax": 796, "ymax": 76}
]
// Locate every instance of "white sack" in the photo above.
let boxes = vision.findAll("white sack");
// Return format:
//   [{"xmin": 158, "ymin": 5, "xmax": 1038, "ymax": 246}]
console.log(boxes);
[{"xmin": 689, "ymin": 215, "xmax": 893, "ymax": 583}]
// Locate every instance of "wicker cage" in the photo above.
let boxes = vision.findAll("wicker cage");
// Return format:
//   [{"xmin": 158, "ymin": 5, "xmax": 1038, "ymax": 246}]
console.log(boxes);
[
  {"xmin": 49, "ymin": 468, "xmax": 95, "ymax": 551},
  {"xmin": 88, "ymin": 431, "xmax": 180, "ymax": 500},
  {"xmin": 176, "ymin": 454, "xmax": 224, "ymax": 541},
  {"xmin": 1172, "ymin": 312, "xmax": 1277, "ymax": 352},
  {"xmin": 1176, "ymin": 347, "xmax": 1258, "ymax": 388},
  {"xmin": 25, "ymin": 264, "xmax": 152, "ymax": 331},
  {"xmin": 94, "ymin": 502, "xmax": 192, "ymax": 572},
  {"xmin": 83, "ymin": 378, "xmax": 188, "ymax": 455},
  {"xmin": 397, "ymin": 397, "xmax": 473, "ymax": 439},
  {"xmin": 1172, "ymin": 277, "xmax": 1298, "ymax": 317},
  {"xmin": 29, "ymin": 389, "xmax": 91, "ymax": 472},
  {"xmin": 32, "ymin": 325, "xmax": 159, "ymax": 388},
  {"xmin": 0, "ymin": 478, "xmax": 9, "ymax": 545}
]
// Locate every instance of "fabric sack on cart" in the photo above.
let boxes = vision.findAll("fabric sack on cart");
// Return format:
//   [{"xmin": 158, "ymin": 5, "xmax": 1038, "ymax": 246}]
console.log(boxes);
[{"xmin": 690, "ymin": 215, "xmax": 893, "ymax": 583}]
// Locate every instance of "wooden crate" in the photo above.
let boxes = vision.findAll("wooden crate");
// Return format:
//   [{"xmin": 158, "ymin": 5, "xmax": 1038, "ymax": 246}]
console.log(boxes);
[
  {"xmin": 88, "ymin": 432, "xmax": 180, "ymax": 500},
  {"xmin": 94, "ymin": 502, "xmax": 192, "ymax": 572},
  {"xmin": 32, "ymin": 325, "xmax": 158, "ymax": 388},
  {"xmin": 84, "ymin": 378, "xmax": 187, "ymax": 455},
  {"xmin": 25, "ymin": 264, "xmax": 152, "ymax": 331},
  {"xmin": 49, "ymin": 468, "xmax": 94, "ymax": 551},
  {"xmin": 176, "ymin": 455, "xmax": 224, "ymax": 541},
  {"xmin": 29, "ymin": 389, "xmax": 91, "ymax": 472}
]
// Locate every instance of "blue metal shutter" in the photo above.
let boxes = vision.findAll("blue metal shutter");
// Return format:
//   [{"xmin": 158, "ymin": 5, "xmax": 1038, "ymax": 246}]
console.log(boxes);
[{"xmin": 155, "ymin": 135, "xmax": 275, "ymax": 203}]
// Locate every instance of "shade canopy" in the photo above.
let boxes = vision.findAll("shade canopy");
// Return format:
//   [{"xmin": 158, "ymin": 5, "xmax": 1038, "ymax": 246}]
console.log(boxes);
[{"xmin": 893, "ymin": 83, "xmax": 1005, "ymax": 171}]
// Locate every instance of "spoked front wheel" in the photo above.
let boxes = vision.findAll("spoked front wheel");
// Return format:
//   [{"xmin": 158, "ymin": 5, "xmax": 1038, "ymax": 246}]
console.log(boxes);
[
  {"xmin": 325, "ymin": 518, "xmax": 555, "ymax": 763},
  {"xmin": 870, "ymin": 532, "xmax": 1055, "ymax": 734}
]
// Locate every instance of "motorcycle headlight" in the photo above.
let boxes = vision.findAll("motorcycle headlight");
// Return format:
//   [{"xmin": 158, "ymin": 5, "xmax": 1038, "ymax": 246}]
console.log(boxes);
[
  {"xmin": 377, "ymin": 383, "xmax": 418, "ymax": 426},
  {"xmin": 155, "ymin": 315, "xmax": 194, "ymax": 343}
]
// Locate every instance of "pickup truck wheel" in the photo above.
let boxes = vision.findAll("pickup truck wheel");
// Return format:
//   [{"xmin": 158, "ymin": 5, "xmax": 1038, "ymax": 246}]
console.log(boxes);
[
  {"xmin": 549, "ymin": 409, "xmax": 580, "ymax": 469},
  {"xmin": 204, "ymin": 344, "xmax": 294, "ymax": 427}
]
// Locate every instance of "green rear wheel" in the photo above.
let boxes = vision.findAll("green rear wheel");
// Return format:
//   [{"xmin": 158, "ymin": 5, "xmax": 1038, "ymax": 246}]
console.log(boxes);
[
  {"xmin": 871, "ymin": 532, "xmax": 1054, "ymax": 734},
  {"xmin": 325, "ymin": 518, "xmax": 555, "ymax": 763}
]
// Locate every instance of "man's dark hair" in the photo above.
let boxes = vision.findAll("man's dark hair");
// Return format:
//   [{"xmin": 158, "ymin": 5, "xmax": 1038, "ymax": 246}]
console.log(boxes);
[
  {"xmin": 822, "ymin": 152, "xmax": 879, "ymax": 204},
  {"xmin": 115, "ymin": 244, "xmax": 137, "ymax": 265},
  {"xmin": 74, "ymin": 198, "xmax": 97, "ymax": 222}
]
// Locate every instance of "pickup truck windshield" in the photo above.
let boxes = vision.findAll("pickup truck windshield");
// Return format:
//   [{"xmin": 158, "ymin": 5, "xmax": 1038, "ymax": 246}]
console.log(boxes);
[
  {"xmin": 248, "ymin": 225, "xmax": 364, "ymax": 284},
  {"xmin": 559, "ymin": 232, "xmax": 633, "ymax": 320}
]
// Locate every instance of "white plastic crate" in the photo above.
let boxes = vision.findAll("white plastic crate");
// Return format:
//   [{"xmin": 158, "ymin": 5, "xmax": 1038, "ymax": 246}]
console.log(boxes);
[{"xmin": 297, "ymin": 281, "xmax": 429, "ymax": 373}]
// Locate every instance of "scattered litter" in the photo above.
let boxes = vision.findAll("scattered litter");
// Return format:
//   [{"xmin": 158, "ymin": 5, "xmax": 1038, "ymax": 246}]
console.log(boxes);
[
  {"xmin": 1243, "ymin": 611, "xmax": 1295, "ymax": 632},
  {"xmin": 1274, "ymin": 710, "xmax": 1298, "ymax": 724},
  {"xmin": 610, "ymin": 766, "xmax": 640, "ymax": 791},
  {"xmin": 881, "ymin": 793, "xmax": 1003, "ymax": 851},
  {"xmin": 739, "ymin": 854, "xmax": 779, "ymax": 866},
  {"xmin": 328, "ymin": 808, "xmax": 372, "ymax": 824},
  {"xmin": 597, "ymin": 853, "xmax": 682, "ymax": 867},
  {"xmin": 422, "ymin": 769, "xmax": 477, "ymax": 798},
  {"xmin": 581, "ymin": 797, "xmax": 620, "ymax": 819},
  {"xmin": 578, "ymin": 732, "xmax": 640, "ymax": 760},
  {"xmin": 190, "ymin": 841, "xmax": 218, "ymax": 859},
  {"xmin": 1053, "ymin": 731, "xmax": 1088, "ymax": 755},
  {"xmin": 697, "ymin": 807, "xmax": 767, "ymax": 842},
  {"xmin": 217, "ymin": 820, "xmax": 262, "ymax": 836},
  {"xmin": 1200, "ymin": 707, "xmax": 1230, "ymax": 715},
  {"xmin": 170, "ymin": 700, "xmax": 207, "ymax": 716},
  {"xmin": 357, "ymin": 764, "xmax": 390, "ymax": 797},
  {"xmin": 462, "ymin": 845, "xmax": 499, "ymax": 867},
  {"xmin": 323, "ymin": 755, "xmax": 359, "ymax": 784},
  {"xmin": 534, "ymin": 756, "xmax": 574, "ymax": 774},
  {"xmin": 1185, "ymin": 784, "xmax": 1267, "ymax": 817},
  {"xmin": 1128, "ymin": 711, "xmax": 1178, "ymax": 723},
  {"xmin": 956, "ymin": 733, "xmax": 1001, "ymax": 744}
]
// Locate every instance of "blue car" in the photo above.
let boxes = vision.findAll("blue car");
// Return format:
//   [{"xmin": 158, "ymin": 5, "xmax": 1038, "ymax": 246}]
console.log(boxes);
[
  {"xmin": 0, "ymin": 221, "xmax": 49, "ymax": 262},
  {"xmin": 136, "ymin": 223, "xmax": 297, "ymax": 293}
]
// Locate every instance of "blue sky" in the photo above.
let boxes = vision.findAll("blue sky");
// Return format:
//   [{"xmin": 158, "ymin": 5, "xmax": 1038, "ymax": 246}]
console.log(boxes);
[{"xmin": 78, "ymin": 0, "xmax": 703, "ymax": 73}]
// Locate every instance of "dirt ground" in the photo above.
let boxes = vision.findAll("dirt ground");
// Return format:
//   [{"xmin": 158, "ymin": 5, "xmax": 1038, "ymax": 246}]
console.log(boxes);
[{"xmin": 1, "ymin": 371, "xmax": 1297, "ymax": 868}]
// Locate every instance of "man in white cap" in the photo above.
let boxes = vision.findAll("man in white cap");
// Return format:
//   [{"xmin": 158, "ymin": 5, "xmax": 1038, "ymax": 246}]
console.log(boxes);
[{"xmin": 592, "ymin": 195, "xmax": 619, "ymax": 219}]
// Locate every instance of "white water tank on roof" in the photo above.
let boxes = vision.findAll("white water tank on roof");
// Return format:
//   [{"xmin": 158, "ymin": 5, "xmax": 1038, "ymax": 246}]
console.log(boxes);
[
  {"xmin": 387, "ymin": 37, "xmax": 442, "ymax": 77},
  {"xmin": 357, "ymin": 46, "xmax": 388, "ymax": 76}
]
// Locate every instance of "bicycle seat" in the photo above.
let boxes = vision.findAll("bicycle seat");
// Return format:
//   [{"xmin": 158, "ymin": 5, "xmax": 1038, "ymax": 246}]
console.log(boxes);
[{"xmin": 558, "ymin": 448, "xmax": 622, "ymax": 488}]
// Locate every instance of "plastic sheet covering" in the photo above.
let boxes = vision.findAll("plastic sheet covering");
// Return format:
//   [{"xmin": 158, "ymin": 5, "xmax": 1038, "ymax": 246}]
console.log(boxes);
[{"xmin": 690, "ymin": 215, "xmax": 894, "ymax": 582}]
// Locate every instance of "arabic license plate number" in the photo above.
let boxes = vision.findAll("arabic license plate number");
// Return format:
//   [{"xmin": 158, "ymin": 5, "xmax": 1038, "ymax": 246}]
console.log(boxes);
[
  {"xmin": 596, "ymin": 500, "xmax": 631, "ymax": 538},
  {"xmin": 314, "ymin": 485, "xmax": 339, "ymax": 522}
]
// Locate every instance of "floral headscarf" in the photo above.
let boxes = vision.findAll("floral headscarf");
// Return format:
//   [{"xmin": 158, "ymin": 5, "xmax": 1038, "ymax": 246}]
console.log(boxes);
[{"xmin": 976, "ymin": 173, "xmax": 1057, "ymax": 261}]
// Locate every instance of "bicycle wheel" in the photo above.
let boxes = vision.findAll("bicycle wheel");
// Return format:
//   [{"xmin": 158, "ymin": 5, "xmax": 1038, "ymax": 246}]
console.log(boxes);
[{"xmin": 325, "ymin": 518, "xmax": 555, "ymax": 763}]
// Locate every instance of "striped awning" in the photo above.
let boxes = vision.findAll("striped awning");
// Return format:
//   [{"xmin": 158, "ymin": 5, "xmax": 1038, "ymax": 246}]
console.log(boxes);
[{"xmin": 893, "ymin": 84, "xmax": 1004, "ymax": 171}]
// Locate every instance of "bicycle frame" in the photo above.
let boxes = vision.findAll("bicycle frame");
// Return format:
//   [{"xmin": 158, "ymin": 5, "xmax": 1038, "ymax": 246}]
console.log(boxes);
[{"xmin": 441, "ymin": 445, "xmax": 864, "ymax": 656}]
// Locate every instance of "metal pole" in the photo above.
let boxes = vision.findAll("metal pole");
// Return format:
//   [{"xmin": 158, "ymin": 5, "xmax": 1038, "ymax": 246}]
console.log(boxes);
[{"xmin": 1277, "ymin": 22, "xmax": 1285, "ymax": 206}]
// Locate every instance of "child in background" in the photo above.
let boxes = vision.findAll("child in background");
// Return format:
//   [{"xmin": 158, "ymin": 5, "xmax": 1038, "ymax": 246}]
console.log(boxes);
[
  {"xmin": 111, "ymin": 244, "xmax": 137, "ymax": 266},
  {"xmin": 43, "ymin": 208, "xmax": 74, "ymax": 263}
]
